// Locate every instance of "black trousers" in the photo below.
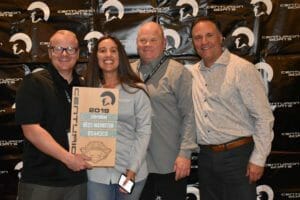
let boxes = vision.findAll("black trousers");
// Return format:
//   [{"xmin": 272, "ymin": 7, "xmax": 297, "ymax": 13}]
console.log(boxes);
[
  {"xmin": 140, "ymin": 172, "xmax": 188, "ymax": 200},
  {"xmin": 17, "ymin": 182, "xmax": 87, "ymax": 200},
  {"xmin": 198, "ymin": 142, "xmax": 256, "ymax": 200}
]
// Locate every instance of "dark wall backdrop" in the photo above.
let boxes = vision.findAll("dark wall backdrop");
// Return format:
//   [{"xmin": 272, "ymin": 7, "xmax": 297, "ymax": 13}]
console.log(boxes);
[{"xmin": 0, "ymin": 0, "xmax": 299, "ymax": 199}]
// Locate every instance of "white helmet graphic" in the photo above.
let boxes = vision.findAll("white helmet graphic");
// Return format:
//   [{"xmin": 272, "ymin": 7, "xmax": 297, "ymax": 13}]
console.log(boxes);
[
  {"xmin": 27, "ymin": 1, "xmax": 50, "ymax": 23},
  {"xmin": 101, "ymin": 0, "xmax": 124, "ymax": 22},
  {"xmin": 176, "ymin": 0, "xmax": 198, "ymax": 21},
  {"xmin": 164, "ymin": 28, "xmax": 181, "ymax": 51},
  {"xmin": 232, "ymin": 27, "xmax": 255, "ymax": 49},
  {"xmin": 9, "ymin": 33, "xmax": 32, "ymax": 55},
  {"xmin": 84, "ymin": 31, "xmax": 104, "ymax": 53},
  {"xmin": 250, "ymin": 0, "xmax": 272, "ymax": 17}
]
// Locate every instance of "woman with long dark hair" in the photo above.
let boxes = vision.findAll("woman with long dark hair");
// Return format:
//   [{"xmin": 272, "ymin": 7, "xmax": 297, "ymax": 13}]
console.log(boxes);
[{"xmin": 85, "ymin": 35, "xmax": 151, "ymax": 200}]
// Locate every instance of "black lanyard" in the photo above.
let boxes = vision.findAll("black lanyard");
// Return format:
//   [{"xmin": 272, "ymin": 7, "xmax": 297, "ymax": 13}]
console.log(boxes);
[{"xmin": 140, "ymin": 55, "xmax": 169, "ymax": 83}]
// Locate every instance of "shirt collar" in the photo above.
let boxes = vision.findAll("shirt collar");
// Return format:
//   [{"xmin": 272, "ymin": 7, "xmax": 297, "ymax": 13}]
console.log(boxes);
[
  {"xmin": 46, "ymin": 64, "xmax": 81, "ymax": 87},
  {"xmin": 139, "ymin": 54, "xmax": 164, "ymax": 72},
  {"xmin": 199, "ymin": 48, "xmax": 230, "ymax": 71}
]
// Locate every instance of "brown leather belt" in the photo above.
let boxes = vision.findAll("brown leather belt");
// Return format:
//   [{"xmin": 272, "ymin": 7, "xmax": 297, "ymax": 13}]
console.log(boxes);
[{"xmin": 199, "ymin": 136, "xmax": 253, "ymax": 152}]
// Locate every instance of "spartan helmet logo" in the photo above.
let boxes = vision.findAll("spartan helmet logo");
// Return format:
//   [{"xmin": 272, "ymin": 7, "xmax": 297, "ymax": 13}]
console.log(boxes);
[
  {"xmin": 84, "ymin": 31, "xmax": 104, "ymax": 53},
  {"xmin": 176, "ymin": 0, "xmax": 199, "ymax": 21},
  {"xmin": 101, "ymin": 0, "xmax": 124, "ymax": 22},
  {"xmin": 250, "ymin": 0, "xmax": 272, "ymax": 17},
  {"xmin": 255, "ymin": 62, "xmax": 273, "ymax": 82},
  {"xmin": 232, "ymin": 27, "xmax": 255, "ymax": 49},
  {"xmin": 27, "ymin": 1, "xmax": 50, "ymax": 23},
  {"xmin": 9, "ymin": 33, "xmax": 32, "ymax": 55},
  {"xmin": 255, "ymin": 61, "xmax": 273, "ymax": 94},
  {"xmin": 164, "ymin": 28, "xmax": 181, "ymax": 52},
  {"xmin": 256, "ymin": 185, "xmax": 274, "ymax": 200},
  {"xmin": 100, "ymin": 91, "xmax": 116, "ymax": 106}
]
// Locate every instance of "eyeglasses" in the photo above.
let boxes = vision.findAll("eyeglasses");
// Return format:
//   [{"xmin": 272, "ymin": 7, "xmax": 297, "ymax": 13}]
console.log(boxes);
[{"xmin": 49, "ymin": 46, "xmax": 78, "ymax": 55}]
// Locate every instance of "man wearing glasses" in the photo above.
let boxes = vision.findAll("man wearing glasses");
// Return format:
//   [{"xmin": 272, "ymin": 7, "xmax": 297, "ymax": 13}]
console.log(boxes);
[{"xmin": 15, "ymin": 30, "xmax": 91, "ymax": 200}]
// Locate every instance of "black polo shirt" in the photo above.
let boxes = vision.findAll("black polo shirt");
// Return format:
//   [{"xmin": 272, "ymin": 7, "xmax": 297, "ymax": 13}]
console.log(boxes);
[{"xmin": 15, "ymin": 64, "xmax": 87, "ymax": 186}]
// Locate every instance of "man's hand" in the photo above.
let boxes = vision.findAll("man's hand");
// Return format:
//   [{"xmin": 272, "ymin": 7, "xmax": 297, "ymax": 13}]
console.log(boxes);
[
  {"xmin": 246, "ymin": 162, "xmax": 264, "ymax": 183},
  {"xmin": 64, "ymin": 153, "xmax": 91, "ymax": 171},
  {"xmin": 173, "ymin": 156, "xmax": 191, "ymax": 181}
]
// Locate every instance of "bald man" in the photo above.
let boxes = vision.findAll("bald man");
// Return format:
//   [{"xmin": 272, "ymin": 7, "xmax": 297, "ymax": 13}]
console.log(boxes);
[
  {"xmin": 131, "ymin": 22, "xmax": 197, "ymax": 200},
  {"xmin": 15, "ymin": 30, "xmax": 91, "ymax": 200}
]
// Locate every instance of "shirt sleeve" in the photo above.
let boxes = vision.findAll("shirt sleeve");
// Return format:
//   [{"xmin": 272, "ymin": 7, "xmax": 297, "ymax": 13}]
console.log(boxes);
[
  {"xmin": 128, "ymin": 89, "xmax": 152, "ymax": 173},
  {"xmin": 173, "ymin": 66, "xmax": 198, "ymax": 159},
  {"xmin": 15, "ymin": 74, "xmax": 43, "ymax": 125},
  {"xmin": 237, "ymin": 63, "xmax": 274, "ymax": 166}
]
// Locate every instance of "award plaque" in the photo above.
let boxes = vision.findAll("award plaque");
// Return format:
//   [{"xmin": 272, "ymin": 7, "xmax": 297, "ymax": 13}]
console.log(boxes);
[{"xmin": 69, "ymin": 87, "xmax": 119, "ymax": 167}]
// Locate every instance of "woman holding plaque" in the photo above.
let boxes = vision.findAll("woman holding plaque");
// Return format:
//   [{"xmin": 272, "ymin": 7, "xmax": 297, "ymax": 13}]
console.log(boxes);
[{"xmin": 85, "ymin": 35, "xmax": 151, "ymax": 200}]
